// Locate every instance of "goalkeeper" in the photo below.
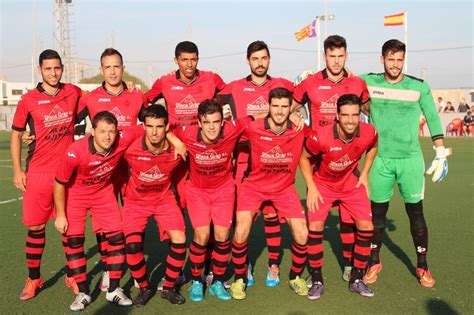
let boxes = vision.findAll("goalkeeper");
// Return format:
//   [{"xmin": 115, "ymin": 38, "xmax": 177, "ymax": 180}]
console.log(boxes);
[{"xmin": 359, "ymin": 39, "xmax": 448, "ymax": 288}]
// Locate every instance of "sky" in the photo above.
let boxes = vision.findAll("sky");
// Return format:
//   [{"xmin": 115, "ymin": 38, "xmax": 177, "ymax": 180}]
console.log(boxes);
[{"xmin": 0, "ymin": 0, "xmax": 473, "ymax": 89}]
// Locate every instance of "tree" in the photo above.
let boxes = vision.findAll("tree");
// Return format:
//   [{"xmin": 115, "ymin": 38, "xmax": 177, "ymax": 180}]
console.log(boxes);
[{"xmin": 79, "ymin": 71, "xmax": 149, "ymax": 91}]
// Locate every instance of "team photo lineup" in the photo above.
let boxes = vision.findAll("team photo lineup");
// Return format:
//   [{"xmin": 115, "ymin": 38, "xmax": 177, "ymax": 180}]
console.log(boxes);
[{"xmin": 10, "ymin": 35, "xmax": 451, "ymax": 311}]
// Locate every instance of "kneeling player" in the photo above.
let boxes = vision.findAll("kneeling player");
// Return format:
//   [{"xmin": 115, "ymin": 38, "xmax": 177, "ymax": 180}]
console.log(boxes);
[
  {"xmin": 123, "ymin": 105, "xmax": 187, "ymax": 306},
  {"xmin": 231, "ymin": 87, "xmax": 310, "ymax": 300},
  {"xmin": 300, "ymin": 94, "xmax": 377, "ymax": 299}
]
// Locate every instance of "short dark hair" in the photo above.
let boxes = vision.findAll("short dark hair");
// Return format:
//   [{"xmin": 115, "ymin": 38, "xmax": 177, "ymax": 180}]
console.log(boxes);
[
  {"xmin": 175, "ymin": 41, "xmax": 199, "ymax": 58},
  {"xmin": 324, "ymin": 35, "xmax": 347, "ymax": 53},
  {"xmin": 39, "ymin": 49, "xmax": 62, "ymax": 66},
  {"xmin": 336, "ymin": 94, "xmax": 361, "ymax": 112},
  {"xmin": 269, "ymin": 87, "xmax": 293, "ymax": 104},
  {"xmin": 246, "ymin": 40, "xmax": 270, "ymax": 59},
  {"xmin": 381, "ymin": 39, "xmax": 406, "ymax": 57},
  {"xmin": 142, "ymin": 105, "xmax": 169, "ymax": 125},
  {"xmin": 198, "ymin": 99, "xmax": 223, "ymax": 120},
  {"xmin": 100, "ymin": 48, "xmax": 123, "ymax": 65},
  {"xmin": 91, "ymin": 111, "xmax": 118, "ymax": 128}
]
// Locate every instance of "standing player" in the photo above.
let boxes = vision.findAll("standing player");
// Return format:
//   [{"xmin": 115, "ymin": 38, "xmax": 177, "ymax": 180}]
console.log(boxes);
[
  {"xmin": 230, "ymin": 88, "xmax": 309, "ymax": 300},
  {"xmin": 174, "ymin": 100, "xmax": 263, "ymax": 302},
  {"xmin": 300, "ymin": 94, "xmax": 377, "ymax": 299},
  {"xmin": 360, "ymin": 39, "xmax": 447, "ymax": 288},
  {"xmin": 10, "ymin": 49, "xmax": 82, "ymax": 300},
  {"xmin": 292, "ymin": 35, "xmax": 370, "ymax": 282},
  {"xmin": 76, "ymin": 47, "xmax": 149, "ymax": 292},
  {"xmin": 123, "ymin": 106, "xmax": 186, "ymax": 306},
  {"xmin": 217, "ymin": 41, "xmax": 294, "ymax": 287},
  {"xmin": 146, "ymin": 41, "xmax": 226, "ymax": 285}
]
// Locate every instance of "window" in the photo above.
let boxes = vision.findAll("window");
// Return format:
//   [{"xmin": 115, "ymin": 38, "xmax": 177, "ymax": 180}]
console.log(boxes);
[{"xmin": 12, "ymin": 89, "xmax": 23, "ymax": 95}]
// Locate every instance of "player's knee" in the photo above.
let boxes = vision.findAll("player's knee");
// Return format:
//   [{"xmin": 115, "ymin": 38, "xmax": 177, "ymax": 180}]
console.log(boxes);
[
  {"xmin": 193, "ymin": 230, "xmax": 210, "ymax": 246},
  {"xmin": 293, "ymin": 227, "xmax": 308, "ymax": 244},
  {"xmin": 233, "ymin": 225, "xmax": 250, "ymax": 244},
  {"xmin": 355, "ymin": 220, "xmax": 374, "ymax": 231},
  {"xmin": 371, "ymin": 201, "xmax": 389, "ymax": 228},
  {"xmin": 405, "ymin": 201, "xmax": 427, "ymax": 231},
  {"xmin": 308, "ymin": 221, "xmax": 324, "ymax": 232},
  {"xmin": 28, "ymin": 224, "xmax": 46, "ymax": 231},
  {"xmin": 169, "ymin": 231, "xmax": 186, "ymax": 244},
  {"xmin": 125, "ymin": 242, "xmax": 143, "ymax": 255},
  {"xmin": 214, "ymin": 229, "xmax": 230, "ymax": 242},
  {"xmin": 107, "ymin": 231, "xmax": 125, "ymax": 246},
  {"xmin": 68, "ymin": 235, "xmax": 85, "ymax": 249}
]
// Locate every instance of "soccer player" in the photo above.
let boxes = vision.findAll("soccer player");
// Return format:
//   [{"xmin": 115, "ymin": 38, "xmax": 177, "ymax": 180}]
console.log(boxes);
[
  {"xmin": 292, "ymin": 35, "xmax": 370, "ymax": 282},
  {"xmin": 123, "ymin": 105, "xmax": 186, "ymax": 306},
  {"xmin": 76, "ymin": 47, "xmax": 149, "ymax": 292},
  {"xmin": 145, "ymin": 41, "xmax": 226, "ymax": 284},
  {"xmin": 217, "ymin": 41, "xmax": 294, "ymax": 287},
  {"xmin": 53, "ymin": 112, "xmax": 141, "ymax": 310},
  {"xmin": 300, "ymin": 94, "xmax": 378, "ymax": 299},
  {"xmin": 360, "ymin": 39, "xmax": 448, "ymax": 288},
  {"xmin": 10, "ymin": 49, "xmax": 82, "ymax": 300},
  {"xmin": 230, "ymin": 88, "xmax": 309, "ymax": 300},
  {"xmin": 174, "ymin": 99, "xmax": 264, "ymax": 302}
]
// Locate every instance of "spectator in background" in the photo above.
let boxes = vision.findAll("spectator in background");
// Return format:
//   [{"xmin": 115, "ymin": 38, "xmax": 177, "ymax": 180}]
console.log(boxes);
[
  {"xmin": 443, "ymin": 101, "xmax": 455, "ymax": 113},
  {"xmin": 462, "ymin": 110, "xmax": 473, "ymax": 136},
  {"xmin": 437, "ymin": 97, "xmax": 446, "ymax": 113},
  {"xmin": 457, "ymin": 98, "xmax": 470, "ymax": 113}
]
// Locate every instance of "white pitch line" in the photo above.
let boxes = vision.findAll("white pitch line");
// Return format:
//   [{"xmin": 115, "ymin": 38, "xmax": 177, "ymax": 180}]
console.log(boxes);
[
  {"xmin": 0, "ymin": 197, "xmax": 23, "ymax": 204},
  {"xmin": 0, "ymin": 165, "xmax": 12, "ymax": 168},
  {"xmin": 0, "ymin": 159, "xmax": 12, "ymax": 162}
]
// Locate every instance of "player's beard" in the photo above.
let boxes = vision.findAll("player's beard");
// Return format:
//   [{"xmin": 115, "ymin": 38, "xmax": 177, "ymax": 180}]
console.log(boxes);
[
  {"xmin": 251, "ymin": 66, "xmax": 268, "ymax": 78},
  {"xmin": 326, "ymin": 64, "xmax": 344, "ymax": 77},
  {"xmin": 384, "ymin": 63, "xmax": 403, "ymax": 81}
]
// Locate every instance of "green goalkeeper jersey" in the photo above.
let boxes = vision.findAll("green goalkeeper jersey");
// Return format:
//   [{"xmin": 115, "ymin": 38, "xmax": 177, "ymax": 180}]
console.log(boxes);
[{"xmin": 360, "ymin": 73, "xmax": 444, "ymax": 158}]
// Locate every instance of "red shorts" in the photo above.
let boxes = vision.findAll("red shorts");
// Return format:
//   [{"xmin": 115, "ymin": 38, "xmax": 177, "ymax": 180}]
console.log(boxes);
[
  {"xmin": 65, "ymin": 192, "xmax": 123, "ymax": 236},
  {"xmin": 22, "ymin": 172, "xmax": 56, "ymax": 226},
  {"xmin": 237, "ymin": 184, "xmax": 305, "ymax": 220},
  {"xmin": 308, "ymin": 183, "xmax": 372, "ymax": 223},
  {"xmin": 185, "ymin": 178, "xmax": 235, "ymax": 228},
  {"xmin": 234, "ymin": 149, "xmax": 277, "ymax": 217},
  {"xmin": 122, "ymin": 192, "xmax": 185, "ymax": 241},
  {"xmin": 172, "ymin": 160, "xmax": 188, "ymax": 209}
]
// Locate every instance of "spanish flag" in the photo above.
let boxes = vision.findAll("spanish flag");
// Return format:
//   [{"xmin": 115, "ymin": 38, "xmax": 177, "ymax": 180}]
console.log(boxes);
[
  {"xmin": 384, "ymin": 12, "xmax": 405, "ymax": 26},
  {"xmin": 295, "ymin": 19, "xmax": 317, "ymax": 41}
]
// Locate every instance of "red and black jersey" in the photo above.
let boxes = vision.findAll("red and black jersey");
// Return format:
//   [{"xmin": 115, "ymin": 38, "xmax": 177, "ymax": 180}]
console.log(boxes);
[
  {"xmin": 12, "ymin": 83, "xmax": 82, "ymax": 173},
  {"xmin": 123, "ymin": 136, "xmax": 181, "ymax": 202},
  {"xmin": 293, "ymin": 69, "xmax": 369, "ymax": 129},
  {"xmin": 305, "ymin": 122, "xmax": 377, "ymax": 191},
  {"xmin": 242, "ymin": 119, "xmax": 310, "ymax": 193},
  {"xmin": 217, "ymin": 75, "xmax": 294, "ymax": 118},
  {"xmin": 55, "ymin": 126, "xmax": 143, "ymax": 195},
  {"xmin": 145, "ymin": 70, "xmax": 226, "ymax": 127},
  {"xmin": 77, "ymin": 82, "xmax": 147, "ymax": 127},
  {"xmin": 174, "ymin": 117, "xmax": 251, "ymax": 189}
]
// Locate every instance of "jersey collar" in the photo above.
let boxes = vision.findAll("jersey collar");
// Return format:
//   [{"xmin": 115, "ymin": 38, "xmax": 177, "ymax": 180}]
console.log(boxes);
[
  {"xmin": 101, "ymin": 81, "xmax": 127, "ymax": 96},
  {"xmin": 264, "ymin": 116, "xmax": 292, "ymax": 135},
  {"xmin": 88, "ymin": 135, "xmax": 114, "ymax": 156},
  {"xmin": 332, "ymin": 122, "xmax": 360, "ymax": 143},
  {"xmin": 245, "ymin": 74, "xmax": 272, "ymax": 86},
  {"xmin": 322, "ymin": 68, "xmax": 348, "ymax": 83},
  {"xmin": 175, "ymin": 69, "xmax": 200, "ymax": 85},
  {"xmin": 36, "ymin": 82, "xmax": 64, "ymax": 96},
  {"xmin": 141, "ymin": 136, "xmax": 171, "ymax": 155}
]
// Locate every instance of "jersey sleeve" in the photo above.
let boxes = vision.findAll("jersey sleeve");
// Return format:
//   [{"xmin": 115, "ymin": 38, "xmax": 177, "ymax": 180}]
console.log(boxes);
[
  {"xmin": 358, "ymin": 77, "xmax": 370, "ymax": 104},
  {"xmin": 233, "ymin": 116, "xmax": 254, "ymax": 135},
  {"xmin": 282, "ymin": 78, "xmax": 295, "ymax": 93},
  {"xmin": 293, "ymin": 78, "xmax": 308, "ymax": 104},
  {"xmin": 419, "ymin": 81, "xmax": 444, "ymax": 140},
  {"xmin": 55, "ymin": 147, "xmax": 80, "ymax": 184},
  {"xmin": 367, "ymin": 124, "xmax": 378, "ymax": 149},
  {"xmin": 212, "ymin": 73, "xmax": 227, "ymax": 93},
  {"xmin": 120, "ymin": 125, "xmax": 145, "ymax": 147},
  {"xmin": 76, "ymin": 95, "xmax": 89, "ymax": 123},
  {"xmin": 145, "ymin": 78, "xmax": 164, "ymax": 103},
  {"xmin": 11, "ymin": 98, "xmax": 29, "ymax": 131},
  {"xmin": 304, "ymin": 131, "xmax": 322, "ymax": 156}
]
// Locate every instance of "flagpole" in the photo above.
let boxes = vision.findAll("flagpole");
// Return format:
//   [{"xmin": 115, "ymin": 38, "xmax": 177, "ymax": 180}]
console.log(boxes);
[
  {"xmin": 404, "ymin": 11, "xmax": 408, "ymax": 74},
  {"xmin": 317, "ymin": 17, "xmax": 321, "ymax": 70}
]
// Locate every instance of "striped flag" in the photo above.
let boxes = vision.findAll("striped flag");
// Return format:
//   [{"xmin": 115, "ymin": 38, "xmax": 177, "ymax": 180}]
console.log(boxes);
[
  {"xmin": 295, "ymin": 19, "xmax": 317, "ymax": 41},
  {"xmin": 384, "ymin": 12, "xmax": 405, "ymax": 26}
]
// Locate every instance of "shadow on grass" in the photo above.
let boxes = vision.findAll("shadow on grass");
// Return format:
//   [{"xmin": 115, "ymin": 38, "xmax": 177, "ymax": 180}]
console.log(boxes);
[{"xmin": 425, "ymin": 298, "xmax": 460, "ymax": 315}]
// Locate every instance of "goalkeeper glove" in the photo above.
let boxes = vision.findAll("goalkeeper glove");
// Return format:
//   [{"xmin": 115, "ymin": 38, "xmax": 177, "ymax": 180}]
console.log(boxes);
[{"xmin": 426, "ymin": 146, "xmax": 448, "ymax": 183}]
